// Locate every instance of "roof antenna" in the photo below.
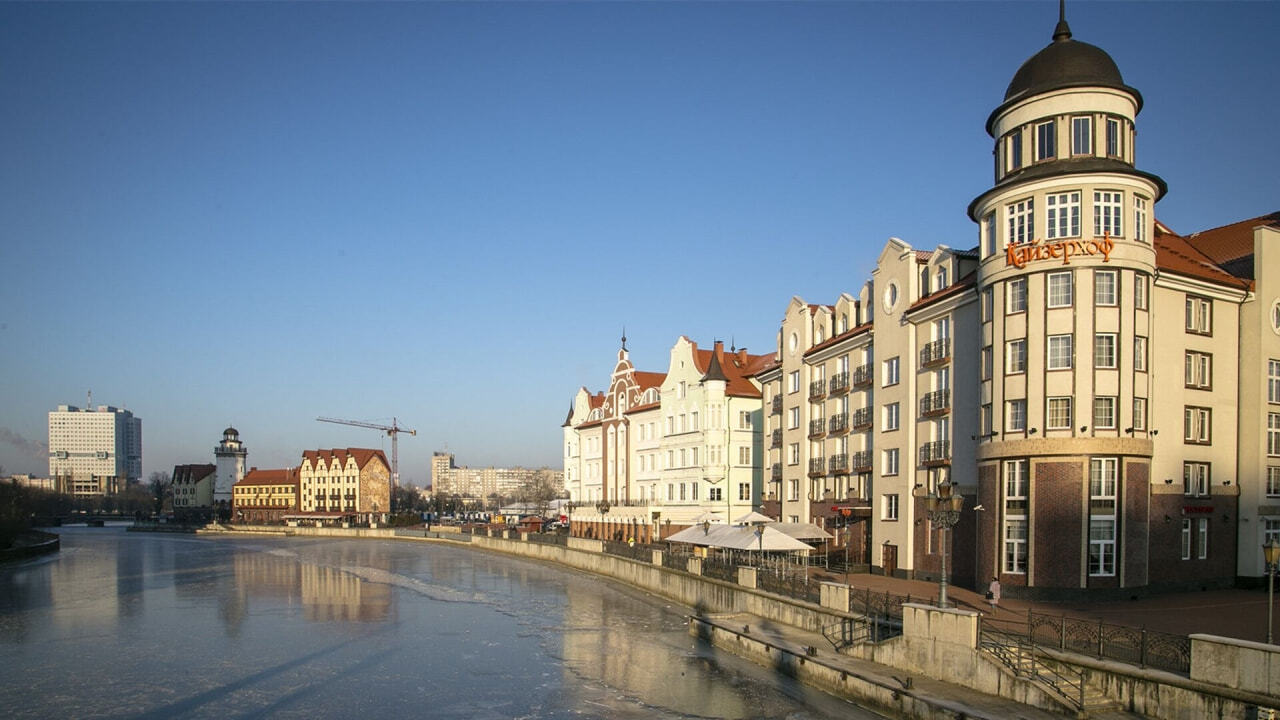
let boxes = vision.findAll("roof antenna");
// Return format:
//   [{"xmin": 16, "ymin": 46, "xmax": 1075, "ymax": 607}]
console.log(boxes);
[
  {"xmin": 1053, "ymin": 0, "xmax": 1072, "ymax": 42},
  {"xmin": 87, "ymin": 389, "xmax": 92, "ymax": 410},
  {"xmin": 730, "ymin": 336, "xmax": 737, "ymax": 353}
]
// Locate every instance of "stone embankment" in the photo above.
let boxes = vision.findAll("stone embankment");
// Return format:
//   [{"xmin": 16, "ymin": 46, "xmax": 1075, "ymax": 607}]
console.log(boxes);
[{"xmin": 0, "ymin": 530, "xmax": 60, "ymax": 562}]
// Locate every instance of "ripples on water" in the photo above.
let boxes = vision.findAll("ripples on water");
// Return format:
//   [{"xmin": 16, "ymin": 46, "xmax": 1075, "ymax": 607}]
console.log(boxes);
[{"xmin": 0, "ymin": 528, "xmax": 882, "ymax": 719}]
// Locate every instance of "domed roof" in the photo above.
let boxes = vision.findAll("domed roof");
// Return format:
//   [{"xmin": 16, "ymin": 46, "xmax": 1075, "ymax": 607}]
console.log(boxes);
[
  {"xmin": 1004, "ymin": 19, "xmax": 1131, "ymax": 103},
  {"xmin": 223, "ymin": 427, "xmax": 239, "ymax": 437}
]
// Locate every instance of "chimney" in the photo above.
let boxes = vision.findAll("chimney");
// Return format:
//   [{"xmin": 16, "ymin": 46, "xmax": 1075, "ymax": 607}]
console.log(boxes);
[{"xmin": 737, "ymin": 347, "xmax": 748, "ymax": 365}]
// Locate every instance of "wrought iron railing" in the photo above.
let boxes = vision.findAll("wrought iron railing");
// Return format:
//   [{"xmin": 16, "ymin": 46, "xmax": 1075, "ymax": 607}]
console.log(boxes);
[
  {"xmin": 852, "ymin": 364, "xmax": 872, "ymax": 387},
  {"xmin": 979, "ymin": 609, "xmax": 1190, "ymax": 675},
  {"xmin": 851, "ymin": 451, "xmax": 872, "ymax": 472},
  {"xmin": 771, "ymin": 396, "xmax": 782, "ymax": 415},
  {"xmin": 757, "ymin": 570, "xmax": 820, "ymax": 604},
  {"xmin": 808, "ymin": 457, "xmax": 826, "ymax": 476},
  {"xmin": 701, "ymin": 555, "xmax": 737, "ymax": 583},
  {"xmin": 828, "ymin": 412, "xmax": 848, "ymax": 433},
  {"xmin": 809, "ymin": 379, "xmax": 826, "ymax": 399},
  {"xmin": 603, "ymin": 539, "xmax": 654, "ymax": 562},
  {"xmin": 920, "ymin": 389, "xmax": 951, "ymax": 416},
  {"xmin": 919, "ymin": 440, "xmax": 951, "ymax": 465},
  {"xmin": 809, "ymin": 418, "xmax": 826, "ymax": 437},
  {"xmin": 829, "ymin": 371, "xmax": 850, "ymax": 394},
  {"xmin": 771, "ymin": 429, "xmax": 782, "ymax": 448},
  {"xmin": 770, "ymin": 463, "xmax": 782, "ymax": 481},
  {"xmin": 851, "ymin": 407, "xmax": 872, "ymax": 430},
  {"xmin": 920, "ymin": 337, "xmax": 951, "ymax": 366},
  {"xmin": 828, "ymin": 453, "xmax": 848, "ymax": 474}
]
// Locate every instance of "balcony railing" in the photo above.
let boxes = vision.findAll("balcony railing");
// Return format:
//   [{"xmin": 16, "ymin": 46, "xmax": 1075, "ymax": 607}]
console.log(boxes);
[
  {"xmin": 851, "ymin": 407, "xmax": 872, "ymax": 430},
  {"xmin": 920, "ymin": 338, "xmax": 951, "ymax": 367},
  {"xmin": 851, "ymin": 451, "xmax": 872, "ymax": 472},
  {"xmin": 771, "ymin": 429, "xmax": 782, "ymax": 449},
  {"xmin": 808, "ymin": 418, "xmax": 826, "ymax": 438},
  {"xmin": 828, "ymin": 453, "xmax": 849, "ymax": 475},
  {"xmin": 828, "ymin": 412, "xmax": 848, "ymax": 434},
  {"xmin": 829, "ymin": 371, "xmax": 850, "ymax": 394},
  {"xmin": 809, "ymin": 379, "xmax": 827, "ymax": 400},
  {"xmin": 852, "ymin": 364, "xmax": 872, "ymax": 388},
  {"xmin": 808, "ymin": 457, "xmax": 826, "ymax": 477},
  {"xmin": 771, "ymin": 396, "xmax": 782, "ymax": 415},
  {"xmin": 920, "ymin": 389, "xmax": 951, "ymax": 417},
  {"xmin": 771, "ymin": 463, "xmax": 783, "ymax": 481},
  {"xmin": 919, "ymin": 440, "xmax": 951, "ymax": 466}
]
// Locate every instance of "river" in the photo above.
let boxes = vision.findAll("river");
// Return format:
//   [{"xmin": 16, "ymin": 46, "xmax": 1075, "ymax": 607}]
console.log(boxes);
[{"xmin": 0, "ymin": 527, "xmax": 884, "ymax": 719}]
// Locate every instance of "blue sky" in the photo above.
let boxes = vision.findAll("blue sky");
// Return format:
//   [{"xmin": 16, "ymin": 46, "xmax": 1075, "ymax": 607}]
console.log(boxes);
[{"xmin": 1, "ymin": 2, "xmax": 1276, "ymax": 485}]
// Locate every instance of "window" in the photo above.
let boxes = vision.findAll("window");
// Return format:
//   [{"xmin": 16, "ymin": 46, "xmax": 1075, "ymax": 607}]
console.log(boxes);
[
  {"xmin": 788, "ymin": 443, "xmax": 800, "ymax": 465},
  {"xmin": 1267, "ymin": 467, "xmax": 1280, "ymax": 497},
  {"xmin": 1088, "ymin": 457, "xmax": 1117, "ymax": 576},
  {"xmin": 1269, "ymin": 413, "xmax": 1280, "ymax": 456},
  {"xmin": 1007, "ymin": 399, "xmax": 1027, "ymax": 432},
  {"xmin": 1185, "ymin": 296, "xmax": 1212, "ymax": 334},
  {"xmin": 1266, "ymin": 519, "xmax": 1280, "ymax": 551},
  {"xmin": 1133, "ymin": 397, "xmax": 1147, "ymax": 431},
  {"xmin": 1007, "ymin": 277, "xmax": 1027, "ymax": 314},
  {"xmin": 883, "ymin": 357, "xmax": 900, "ymax": 387},
  {"xmin": 1047, "ymin": 334, "xmax": 1073, "ymax": 370},
  {"xmin": 1185, "ymin": 351, "xmax": 1212, "ymax": 389},
  {"xmin": 981, "ymin": 288, "xmax": 994, "ymax": 322},
  {"xmin": 1006, "ymin": 339, "xmax": 1027, "ymax": 374},
  {"xmin": 883, "ymin": 493, "xmax": 900, "ymax": 521},
  {"xmin": 936, "ymin": 267, "xmax": 949, "ymax": 290},
  {"xmin": 788, "ymin": 479, "xmax": 798, "ymax": 501},
  {"xmin": 1134, "ymin": 337, "xmax": 1147, "ymax": 372},
  {"xmin": 1046, "ymin": 191, "xmax": 1081, "ymax": 239},
  {"xmin": 1094, "ymin": 270, "xmax": 1117, "ymax": 306},
  {"xmin": 1047, "ymin": 272, "xmax": 1073, "ymax": 308},
  {"xmin": 1094, "ymin": 334, "xmax": 1116, "ymax": 369},
  {"xmin": 738, "ymin": 446, "xmax": 751, "ymax": 465},
  {"xmin": 1007, "ymin": 198, "xmax": 1034, "ymax": 246},
  {"xmin": 1094, "ymin": 190, "xmax": 1123, "ymax": 237},
  {"xmin": 883, "ymin": 403, "xmax": 900, "ymax": 431},
  {"xmin": 1184, "ymin": 406, "xmax": 1211, "ymax": 444},
  {"xmin": 1105, "ymin": 117, "xmax": 1122, "ymax": 158},
  {"xmin": 1035, "ymin": 120, "xmax": 1056, "ymax": 161},
  {"xmin": 1268, "ymin": 360, "xmax": 1280, "ymax": 403},
  {"xmin": 883, "ymin": 449, "xmax": 899, "ymax": 476},
  {"xmin": 1007, "ymin": 131, "xmax": 1023, "ymax": 171},
  {"xmin": 983, "ymin": 212, "xmax": 997, "ymax": 258},
  {"xmin": 1047, "ymin": 397, "xmax": 1072, "ymax": 429},
  {"xmin": 981, "ymin": 346, "xmax": 993, "ymax": 380},
  {"xmin": 1181, "ymin": 519, "xmax": 1192, "ymax": 561},
  {"xmin": 1197, "ymin": 518, "xmax": 1209, "ymax": 560},
  {"xmin": 1184, "ymin": 462, "xmax": 1210, "ymax": 497},
  {"xmin": 1093, "ymin": 396, "xmax": 1116, "ymax": 429},
  {"xmin": 1071, "ymin": 116, "xmax": 1092, "ymax": 155},
  {"xmin": 678, "ymin": 381, "xmax": 686, "ymax": 399},
  {"xmin": 1134, "ymin": 274, "xmax": 1148, "ymax": 309},
  {"xmin": 789, "ymin": 371, "xmax": 801, "ymax": 393},
  {"xmin": 739, "ymin": 483, "xmax": 751, "ymax": 501},
  {"xmin": 788, "ymin": 406, "xmax": 800, "ymax": 429},
  {"xmin": 981, "ymin": 403, "xmax": 993, "ymax": 435},
  {"xmin": 738, "ymin": 410, "xmax": 753, "ymax": 429},
  {"xmin": 1134, "ymin": 196, "xmax": 1149, "ymax": 243},
  {"xmin": 1003, "ymin": 460, "xmax": 1028, "ymax": 574}
]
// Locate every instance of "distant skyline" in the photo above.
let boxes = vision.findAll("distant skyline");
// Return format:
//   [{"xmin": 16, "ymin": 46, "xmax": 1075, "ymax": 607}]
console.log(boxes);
[{"xmin": 2, "ymin": 2, "xmax": 1277, "ymax": 485}]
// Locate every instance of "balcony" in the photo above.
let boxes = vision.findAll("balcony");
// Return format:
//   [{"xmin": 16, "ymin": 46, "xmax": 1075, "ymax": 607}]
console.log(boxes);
[
  {"xmin": 808, "ymin": 418, "xmax": 826, "ymax": 438},
  {"xmin": 920, "ymin": 389, "xmax": 951, "ymax": 417},
  {"xmin": 770, "ymin": 396, "xmax": 782, "ymax": 415},
  {"xmin": 808, "ymin": 457, "xmax": 826, "ymax": 477},
  {"xmin": 851, "ymin": 407, "xmax": 873, "ymax": 431},
  {"xmin": 770, "ymin": 463, "xmax": 783, "ymax": 482},
  {"xmin": 828, "ymin": 412, "xmax": 848, "ymax": 434},
  {"xmin": 828, "ymin": 453, "xmax": 849, "ymax": 475},
  {"xmin": 851, "ymin": 451, "xmax": 872, "ymax": 472},
  {"xmin": 920, "ymin": 338, "xmax": 951, "ymax": 368},
  {"xmin": 829, "ymin": 371, "xmax": 850, "ymax": 395},
  {"xmin": 770, "ymin": 429, "xmax": 782, "ymax": 449},
  {"xmin": 919, "ymin": 440, "xmax": 951, "ymax": 467},
  {"xmin": 852, "ymin": 364, "xmax": 873, "ymax": 388},
  {"xmin": 809, "ymin": 379, "xmax": 827, "ymax": 400}
]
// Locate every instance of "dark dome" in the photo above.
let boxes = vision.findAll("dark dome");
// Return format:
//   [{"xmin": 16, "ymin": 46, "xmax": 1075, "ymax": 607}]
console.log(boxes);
[
  {"xmin": 1004, "ymin": 20, "xmax": 1129, "ymax": 102},
  {"xmin": 223, "ymin": 427, "xmax": 239, "ymax": 437}
]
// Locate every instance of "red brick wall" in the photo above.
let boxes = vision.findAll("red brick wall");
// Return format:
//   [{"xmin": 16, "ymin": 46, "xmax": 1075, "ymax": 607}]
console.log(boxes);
[
  {"xmin": 1034, "ymin": 461, "xmax": 1083, "ymax": 588},
  {"xmin": 977, "ymin": 463, "xmax": 1000, "ymax": 588},
  {"xmin": 1148, "ymin": 492, "xmax": 1239, "ymax": 588},
  {"xmin": 1122, "ymin": 461, "xmax": 1150, "ymax": 588}
]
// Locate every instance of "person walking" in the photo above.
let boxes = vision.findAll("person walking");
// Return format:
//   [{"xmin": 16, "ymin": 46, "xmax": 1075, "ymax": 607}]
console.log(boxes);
[{"xmin": 987, "ymin": 576, "xmax": 1001, "ymax": 613}]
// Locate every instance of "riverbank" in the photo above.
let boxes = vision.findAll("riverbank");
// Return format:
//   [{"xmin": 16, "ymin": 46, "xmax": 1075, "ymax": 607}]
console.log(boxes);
[{"xmin": 0, "ymin": 530, "xmax": 60, "ymax": 563}]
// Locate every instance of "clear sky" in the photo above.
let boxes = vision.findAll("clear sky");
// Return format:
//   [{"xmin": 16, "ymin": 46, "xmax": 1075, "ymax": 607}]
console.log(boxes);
[{"xmin": 1, "ymin": 1, "xmax": 1276, "ymax": 485}]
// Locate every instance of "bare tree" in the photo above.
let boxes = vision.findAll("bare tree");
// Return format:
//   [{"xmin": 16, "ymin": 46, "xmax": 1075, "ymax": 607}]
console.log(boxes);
[{"xmin": 147, "ymin": 471, "xmax": 171, "ymax": 517}]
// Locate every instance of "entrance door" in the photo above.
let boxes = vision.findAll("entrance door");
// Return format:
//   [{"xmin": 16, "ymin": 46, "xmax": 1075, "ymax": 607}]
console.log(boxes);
[{"xmin": 882, "ymin": 544, "xmax": 898, "ymax": 577}]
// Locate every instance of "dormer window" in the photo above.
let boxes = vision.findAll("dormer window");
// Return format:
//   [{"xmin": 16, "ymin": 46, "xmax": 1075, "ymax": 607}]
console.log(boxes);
[
  {"xmin": 1071, "ymin": 116, "xmax": 1092, "ymax": 155},
  {"xmin": 1035, "ymin": 120, "xmax": 1056, "ymax": 161},
  {"xmin": 936, "ymin": 267, "xmax": 949, "ymax": 290}
]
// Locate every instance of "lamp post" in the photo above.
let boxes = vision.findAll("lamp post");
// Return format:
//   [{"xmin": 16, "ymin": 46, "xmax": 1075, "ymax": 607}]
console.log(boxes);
[
  {"xmin": 925, "ymin": 474, "xmax": 964, "ymax": 609},
  {"xmin": 1264, "ymin": 538, "xmax": 1280, "ymax": 644},
  {"xmin": 596, "ymin": 500, "xmax": 610, "ymax": 541}
]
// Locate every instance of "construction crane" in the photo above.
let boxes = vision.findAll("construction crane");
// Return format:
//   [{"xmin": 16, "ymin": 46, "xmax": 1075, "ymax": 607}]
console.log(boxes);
[{"xmin": 316, "ymin": 416, "xmax": 417, "ymax": 511}]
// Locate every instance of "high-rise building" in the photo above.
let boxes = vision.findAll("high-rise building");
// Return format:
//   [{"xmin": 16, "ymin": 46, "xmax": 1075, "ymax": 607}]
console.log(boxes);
[{"xmin": 47, "ymin": 403, "xmax": 141, "ymax": 495}]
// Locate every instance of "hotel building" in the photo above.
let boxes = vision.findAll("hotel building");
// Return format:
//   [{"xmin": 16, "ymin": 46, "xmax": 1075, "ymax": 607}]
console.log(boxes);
[
  {"xmin": 298, "ymin": 448, "xmax": 391, "ymax": 523},
  {"xmin": 47, "ymin": 403, "xmax": 142, "ymax": 496}
]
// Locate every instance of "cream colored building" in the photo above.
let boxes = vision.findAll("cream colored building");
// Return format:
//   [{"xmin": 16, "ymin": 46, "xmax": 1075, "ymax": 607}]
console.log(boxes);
[
  {"xmin": 171, "ymin": 464, "xmax": 215, "ymax": 518},
  {"xmin": 430, "ymin": 451, "xmax": 563, "ymax": 500},
  {"xmin": 298, "ymin": 448, "xmax": 390, "ymax": 522},
  {"xmin": 563, "ymin": 337, "xmax": 770, "ymax": 541},
  {"xmin": 47, "ymin": 403, "xmax": 141, "ymax": 495},
  {"xmin": 232, "ymin": 467, "xmax": 299, "ymax": 524}
]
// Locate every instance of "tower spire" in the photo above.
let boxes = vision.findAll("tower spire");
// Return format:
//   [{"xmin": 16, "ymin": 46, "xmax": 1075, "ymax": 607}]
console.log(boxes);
[
  {"xmin": 1053, "ymin": 0, "xmax": 1072, "ymax": 42},
  {"xmin": 621, "ymin": 327, "xmax": 627, "ymax": 351}
]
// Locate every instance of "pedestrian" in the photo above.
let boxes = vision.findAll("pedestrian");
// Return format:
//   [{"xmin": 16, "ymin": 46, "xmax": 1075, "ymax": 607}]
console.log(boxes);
[{"xmin": 986, "ymin": 576, "xmax": 1001, "ymax": 613}]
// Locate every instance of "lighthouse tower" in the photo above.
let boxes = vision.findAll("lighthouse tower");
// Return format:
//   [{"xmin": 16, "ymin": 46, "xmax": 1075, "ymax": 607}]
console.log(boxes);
[{"xmin": 213, "ymin": 427, "xmax": 248, "ymax": 509}]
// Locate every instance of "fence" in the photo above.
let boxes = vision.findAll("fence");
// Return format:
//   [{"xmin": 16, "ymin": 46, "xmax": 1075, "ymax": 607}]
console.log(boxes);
[
  {"xmin": 602, "ymin": 539, "xmax": 654, "ymax": 562},
  {"xmin": 982, "ymin": 610, "xmax": 1191, "ymax": 675}
]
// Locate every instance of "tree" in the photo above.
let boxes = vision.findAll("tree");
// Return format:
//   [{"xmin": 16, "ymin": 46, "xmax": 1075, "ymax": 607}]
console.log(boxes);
[
  {"xmin": 147, "ymin": 471, "xmax": 172, "ymax": 517},
  {"xmin": 517, "ymin": 468, "xmax": 561, "ymax": 518}
]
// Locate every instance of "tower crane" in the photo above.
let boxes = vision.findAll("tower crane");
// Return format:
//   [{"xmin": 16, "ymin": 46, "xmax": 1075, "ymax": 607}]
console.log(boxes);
[{"xmin": 316, "ymin": 416, "xmax": 417, "ymax": 511}]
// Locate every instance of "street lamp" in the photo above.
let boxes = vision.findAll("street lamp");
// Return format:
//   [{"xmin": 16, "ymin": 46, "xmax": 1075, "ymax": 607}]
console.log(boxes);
[
  {"xmin": 1264, "ymin": 538, "xmax": 1280, "ymax": 644},
  {"xmin": 925, "ymin": 474, "xmax": 964, "ymax": 609}
]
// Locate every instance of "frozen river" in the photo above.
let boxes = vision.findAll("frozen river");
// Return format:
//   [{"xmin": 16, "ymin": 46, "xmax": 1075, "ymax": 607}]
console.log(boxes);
[{"xmin": 0, "ymin": 527, "xmax": 884, "ymax": 719}]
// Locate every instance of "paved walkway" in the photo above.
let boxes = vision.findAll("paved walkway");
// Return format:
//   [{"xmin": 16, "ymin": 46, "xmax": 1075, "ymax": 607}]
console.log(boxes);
[{"xmin": 807, "ymin": 566, "xmax": 1275, "ymax": 643}]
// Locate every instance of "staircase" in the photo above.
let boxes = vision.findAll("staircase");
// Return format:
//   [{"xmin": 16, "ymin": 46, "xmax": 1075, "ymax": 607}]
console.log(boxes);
[{"xmin": 980, "ymin": 626, "xmax": 1120, "ymax": 717}]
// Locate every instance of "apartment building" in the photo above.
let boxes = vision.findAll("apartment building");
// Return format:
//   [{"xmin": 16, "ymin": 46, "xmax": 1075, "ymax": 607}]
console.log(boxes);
[
  {"xmin": 48, "ymin": 403, "xmax": 141, "ymax": 495},
  {"xmin": 298, "ymin": 448, "xmax": 391, "ymax": 523},
  {"xmin": 563, "ymin": 337, "xmax": 770, "ymax": 540},
  {"xmin": 430, "ymin": 451, "xmax": 563, "ymax": 500}
]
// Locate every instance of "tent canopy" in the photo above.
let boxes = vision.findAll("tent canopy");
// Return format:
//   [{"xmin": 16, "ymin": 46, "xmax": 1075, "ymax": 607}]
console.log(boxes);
[
  {"xmin": 767, "ymin": 522, "xmax": 833, "ymax": 541},
  {"xmin": 666, "ymin": 524, "xmax": 812, "ymax": 551},
  {"xmin": 732, "ymin": 511, "xmax": 775, "ymax": 525}
]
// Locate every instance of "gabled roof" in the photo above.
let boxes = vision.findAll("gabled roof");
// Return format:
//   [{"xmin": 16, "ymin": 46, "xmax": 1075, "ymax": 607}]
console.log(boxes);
[
  {"xmin": 1154, "ymin": 224, "xmax": 1252, "ymax": 290},
  {"xmin": 172, "ymin": 464, "xmax": 215, "ymax": 484},
  {"xmin": 301, "ymin": 448, "xmax": 389, "ymax": 471},
  {"xmin": 803, "ymin": 322, "xmax": 872, "ymax": 358},
  {"xmin": 1181, "ymin": 211, "xmax": 1278, "ymax": 281},
  {"xmin": 632, "ymin": 371, "xmax": 666, "ymax": 390},
  {"xmin": 237, "ymin": 467, "xmax": 299, "ymax": 487},
  {"xmin": 905, "ymin": 270, "xmax": 977, "ymax": 315},
  {"xmin": 692, "ymin": 342, "xmax": 771, "ymax": 398}
]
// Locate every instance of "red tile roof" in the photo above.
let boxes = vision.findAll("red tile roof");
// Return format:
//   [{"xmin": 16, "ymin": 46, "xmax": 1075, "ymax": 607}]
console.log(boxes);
[
  {"xmin": 1154, "ymin": 225, "xmax": 1252, "ymax": 290},
  {"xmin": 632, "ymin": 371, "xmax": 666, "ymax": 390},
  {"xmin": 803, "ymin": 322, "xmax": 872, "ymax": 358},
  {"xmin": 172, "ymin": 464, "xmax": 215, "ymax": 484},
  {"xmin": 692, "ymin": 341, "xmax": 771, "ymax": 398},
  {"xmin": 237, "ymin": 467, "xmax": 299, "ymax": 487},
  {"xmin": 1183, "ymin": 211, "xmax": 1278, "ymax": 266},
  {"xmin": 301, "ymin": 448, "xmax": 390, "ymax": 471},
  {"xmin": 905, "ymin": 270, "xmax": 977, "ymax": 314}
]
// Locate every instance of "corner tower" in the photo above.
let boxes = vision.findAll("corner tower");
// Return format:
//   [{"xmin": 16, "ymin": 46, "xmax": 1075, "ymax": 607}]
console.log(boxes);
[
  {"xmin": 213, "ymin": 427, "xmax": 248, "ymax": 509},
  {"xmin": 968, "ymin": 7, "xmax": 1167, "ymax": 595}
]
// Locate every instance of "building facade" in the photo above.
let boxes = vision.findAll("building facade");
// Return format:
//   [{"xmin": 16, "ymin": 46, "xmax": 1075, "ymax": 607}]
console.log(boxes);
[
  {"xmin": 563, "ymin": 338, "xmax": 770, "ymax": 540},
  {"xmin": 172, "ymin": 463, "xmax": 216, "ymax": 520},
  {"xmin": 48, "ymin": 403, "xmax": 141, "ymax": 495},
  {"xmin": 298, "ymin": 448, "xmax": 391, "ymax": 523},
  {"xmin": 430, "ymin": 451, "xmax": 563, "ymax": 501},
  {"xmin": 232, "ymin": 467, "xmax": 299, "ymax": 524}
]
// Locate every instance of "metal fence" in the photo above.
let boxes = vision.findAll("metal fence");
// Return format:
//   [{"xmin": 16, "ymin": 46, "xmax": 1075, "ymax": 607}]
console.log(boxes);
[
  {"xmin": 757, "ymin": 569, "xmax": 820, "ymax": 604},
  {"xmin": 662, "ymin": 549, "xmax": 692, "ymax": 571},
  {"xmin": 848, "ymin": 586, "xmax": 923, "ymax": 621},
  {"xmin": 602, "ymin": 539, "xmax": 654, "ymax": 562},
  {"xmin": 701, "ymin": 555, "xmax": 738, "ymax": 583},
  {"xmin": 982, "ymin": 610, "xmax": 1191, "ymax": 675},
  {"xmin": 526, "ymin": 531, "xmax": 569, "ymax": 547}
]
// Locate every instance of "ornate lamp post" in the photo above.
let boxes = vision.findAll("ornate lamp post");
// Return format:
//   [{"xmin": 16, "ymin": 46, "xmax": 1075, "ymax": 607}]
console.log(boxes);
[
  {"xmin": 925, "ymin": 474, "xmax": 964, "ymax": 609},
  {"xmin": 596, "ymin": 500, "xmax": 610, "ymax": 540},
  {"xmin": 1265, "ymin": 538, "xmax": 1280, "ymax": 644}
]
